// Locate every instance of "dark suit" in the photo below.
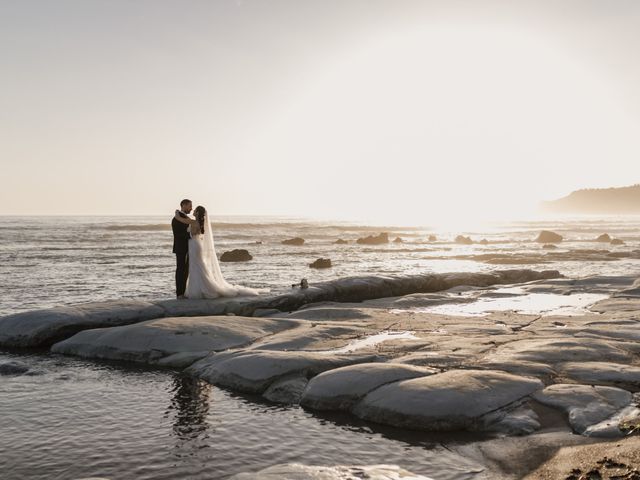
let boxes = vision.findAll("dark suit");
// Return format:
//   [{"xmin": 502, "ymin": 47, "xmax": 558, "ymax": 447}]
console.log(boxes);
[{"xmin": 172, "ymin": 212, "xmax": 191, "ymax": 297}]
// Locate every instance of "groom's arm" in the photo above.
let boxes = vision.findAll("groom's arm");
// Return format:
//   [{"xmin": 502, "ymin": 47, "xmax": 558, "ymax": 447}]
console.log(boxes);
[{"xmin": 174, "ymin": 210, "xmax": 195, "ymax": 225}]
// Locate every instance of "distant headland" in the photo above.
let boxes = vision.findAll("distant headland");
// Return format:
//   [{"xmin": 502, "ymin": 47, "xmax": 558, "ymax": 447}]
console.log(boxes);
[{"xmin": 541, "ymin": 184, "xmax": 640, "ymax": 214}]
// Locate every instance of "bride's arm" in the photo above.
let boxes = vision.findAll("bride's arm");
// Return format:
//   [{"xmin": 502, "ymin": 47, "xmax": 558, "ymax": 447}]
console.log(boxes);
[{"xmin": 174, "ymin": 210, "xmax": 197, "ymax": 225}]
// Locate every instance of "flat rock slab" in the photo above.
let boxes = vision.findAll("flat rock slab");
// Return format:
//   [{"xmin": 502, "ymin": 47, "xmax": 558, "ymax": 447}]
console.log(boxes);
[
  {"xmin": 187, "ymin": 349, "xmax": 378, "ymax": 394},
  {"xmin": 301, "ymin": 362, "xmax": 436, "ymax": 411},
  {"xmin": 559, "ymin": 362, "xmax": 640, "ymax": 391},
  {"xmin": 533, "ymin": 384, "xmax": 633, "ymax": 436},
  {"xmin": 0, "ymin": 269, "xmax": 561, "ymax": 349},
  {"xmin": 51, "ymin": 316, "xmax": 300, "ymax": 368},
  {"xmin": 0, "ymin": 300, "xmax": 165, "ymax": 348},
  {"xmin": 590, "ymin": 297, "xmax": 640, "ymax": 313},
  {"xmin": 353, "ymin": 369, "xmax": 543, "ymax": 432},
  {"xmin": 485, "ymin": 337, "xmax": 633, "ymax": 366},
  {"xmin": 228, "ymin": 464, "xmax": 435, "ymax": 480}
]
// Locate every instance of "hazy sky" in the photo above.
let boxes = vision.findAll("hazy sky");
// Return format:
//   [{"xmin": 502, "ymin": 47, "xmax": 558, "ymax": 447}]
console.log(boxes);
[{"xmin": 2, "ymin": 0, "xmax": 639, "ymax": 223}]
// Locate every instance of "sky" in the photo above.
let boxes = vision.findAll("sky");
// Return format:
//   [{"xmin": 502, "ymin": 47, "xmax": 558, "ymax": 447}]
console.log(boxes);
[{"xmin": 1, "ymin": 0, "xmax": 639, "ymax": 224}]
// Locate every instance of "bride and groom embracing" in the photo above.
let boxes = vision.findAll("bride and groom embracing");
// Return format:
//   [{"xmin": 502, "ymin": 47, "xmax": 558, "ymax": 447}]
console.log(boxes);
[{"xmin": 171, "ymin": 199, "xmax": 263, "ymax": 300}]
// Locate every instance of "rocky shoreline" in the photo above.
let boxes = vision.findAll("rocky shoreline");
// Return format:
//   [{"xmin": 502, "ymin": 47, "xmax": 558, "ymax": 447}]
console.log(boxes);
[{"xmin": 3, "ymin": 268, "xmax": 640, "ymax": 479}]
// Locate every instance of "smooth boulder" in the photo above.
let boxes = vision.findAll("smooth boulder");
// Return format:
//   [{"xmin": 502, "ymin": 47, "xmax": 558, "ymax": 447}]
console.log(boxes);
[
  {"xmin": 301, "ymin": 362, "xmax": 435, "ymax": 411},
  {"xmin": 0, "ymin": 300, "xmax": 165, "ymax": 348},
  {"xmin": 353, "ymin": 369, "xmax": 543, "ymax": 431},
  {"xmin": 52, "ymin": 316, "xmax": 299, "ymax": 367},
  {"xmin": 533, "ymin": 384, "xmax": 635, "ymax": 436},
  {"xmin": 187, "ymin": 349, "xmax": 377, "ymax": 394}
]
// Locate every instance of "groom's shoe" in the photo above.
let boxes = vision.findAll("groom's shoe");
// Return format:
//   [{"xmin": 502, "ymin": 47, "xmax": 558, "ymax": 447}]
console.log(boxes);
[{"xmin": 177, "ymin": 295, "xmax": 186, "ymax": 300}]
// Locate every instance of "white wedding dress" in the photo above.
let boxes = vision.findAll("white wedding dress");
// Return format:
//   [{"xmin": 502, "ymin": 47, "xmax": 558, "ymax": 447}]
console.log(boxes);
[{"xmin": 185, "ymin": 213, "xmax": 263, "ymax": 299}]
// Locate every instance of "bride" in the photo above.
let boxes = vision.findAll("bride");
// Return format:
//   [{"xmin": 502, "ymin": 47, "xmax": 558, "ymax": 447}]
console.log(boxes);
[{"xmin": 173, "ymin": 206, "xmax": 263, "ymax": 299}]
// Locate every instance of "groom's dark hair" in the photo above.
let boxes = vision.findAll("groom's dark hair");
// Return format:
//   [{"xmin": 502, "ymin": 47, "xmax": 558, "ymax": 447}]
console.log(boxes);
[{"xmin": 180, "ymin": 199, "xmax": 192, "ymax": 206}]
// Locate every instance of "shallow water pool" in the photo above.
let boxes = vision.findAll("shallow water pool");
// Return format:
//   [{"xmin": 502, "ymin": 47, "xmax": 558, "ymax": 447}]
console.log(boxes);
[{"xmin": 0, "ymin": 352, "xmax": 486, "ymax": 480}]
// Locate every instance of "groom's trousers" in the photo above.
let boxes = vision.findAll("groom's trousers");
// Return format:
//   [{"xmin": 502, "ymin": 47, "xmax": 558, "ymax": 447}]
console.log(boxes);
[{"xmin": 175, "ymin": 251, "xmax": 189, "ymax": 297}]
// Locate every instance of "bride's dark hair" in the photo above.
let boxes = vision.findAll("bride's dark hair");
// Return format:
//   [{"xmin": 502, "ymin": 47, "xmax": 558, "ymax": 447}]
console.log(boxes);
[{"xmin": 194, "ymin": 206, "xmax": 206, "ymax": 234}]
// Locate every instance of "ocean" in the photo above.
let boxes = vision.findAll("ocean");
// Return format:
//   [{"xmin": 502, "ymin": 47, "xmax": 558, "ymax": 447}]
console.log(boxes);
[{"xmin": 1, "ymin": 214, "xmax": 640, "ymax": 317}]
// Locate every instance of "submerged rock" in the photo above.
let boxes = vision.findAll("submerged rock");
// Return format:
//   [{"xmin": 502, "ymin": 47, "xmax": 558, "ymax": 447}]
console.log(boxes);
[
  {"xmin": 428, "ymin": 235, "xmax": 437, "ymax": 242},
  {"xmin": 309, "ymin": 258, "xmax": 332, "ymax": 269},
  {"xmin": 596, "ymin": 233, "xmax": 612, "ymax": 242},
  {"xmin": 220, "ymin": 249, "xmax": 253, "ymax": 262},
  {"xmin": 282, "ymin": 237, "xmax": 305, "ymax": 246},
  {"xmin": 334, "ymin": 239, "xmax": 348, "ymax": 244},
  {"xmin": 229, "ymin": 464, "xmax": 435, "ymax": 480},
  {"xmin": 356, "ymin": 233, "xmax": 389, "ymax": 245},
  {"xmin": 393, "ymin": 237, "xmax": 403, "ymax": 243},
  {"xmin": 611, "ymin": 238, "xmax": 625, "ymax": 245},
  {"xmin": 262, "ymin": 375, "xmax": 309, "ymax": 404},
  {"xmin": 0, "ymin": 360, "xmax": 30, "ymax": 375},
  {"xmin": 536, "ymin": 230, "xmax": 563, "ymax": 243},
  {"xmin": 542, "ymin": 244, "xmax": 557, "ymax": 250},
  {"xmin": 353, "ymin": 369, "xmax": 543, "ymax": 432},
  {"xmin": 300, "ymin": 363, "xmax": 435, "ymax": 412}
]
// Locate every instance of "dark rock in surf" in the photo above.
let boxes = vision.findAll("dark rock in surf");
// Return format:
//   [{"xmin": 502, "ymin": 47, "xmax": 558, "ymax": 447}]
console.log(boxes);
[
  {"xmin": 455, "ymin": 235, "xmax": 473, "ymax": 245},
  {"xmin": 282, "ymin": 237, "xmax": 305, "ymax": 246},
  {"xmin": 220, "ymin": 249, "xmax": 253, "ymax": 262},
  {"xmin": 356, "ymin": 233, "xmax": 389, "ymax": 245},
  {"xmin": 309, "ymin": 258, "xmax": 332, "ymax": 269},
  {"xmin": 535, "ymin": 231, "xmax": 563, "ymax": 243},
  {"xmin": 596, "ymin": 234, "xmax": 611, "ymax": 243}
]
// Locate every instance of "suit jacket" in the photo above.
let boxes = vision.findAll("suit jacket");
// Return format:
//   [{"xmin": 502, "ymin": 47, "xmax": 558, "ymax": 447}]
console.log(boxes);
[{"xmin": 172, "ymin": 212, "xmax": 191, "ymax": 254}]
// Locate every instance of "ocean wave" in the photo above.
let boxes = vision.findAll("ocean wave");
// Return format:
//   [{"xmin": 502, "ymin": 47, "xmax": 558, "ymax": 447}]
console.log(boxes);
[{"xmin": 101, "ymin": 221, "xmax": 430, "ymax": 233}]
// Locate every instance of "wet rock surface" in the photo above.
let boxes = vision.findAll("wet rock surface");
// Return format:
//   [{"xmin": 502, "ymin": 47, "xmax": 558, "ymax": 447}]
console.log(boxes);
[{"xmin": 0, "ymin": 269, "xmax": 561, "ymax": 348}]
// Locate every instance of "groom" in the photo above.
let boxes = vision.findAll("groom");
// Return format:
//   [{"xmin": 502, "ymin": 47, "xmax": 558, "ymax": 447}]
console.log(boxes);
[{"xmin": 172, "ymin": 198, "xmax": 192, "ymax": 299}]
